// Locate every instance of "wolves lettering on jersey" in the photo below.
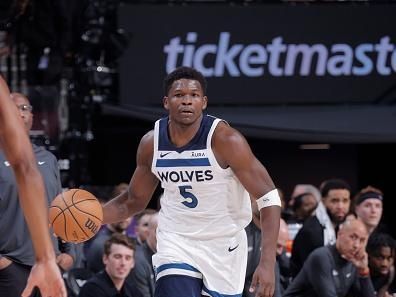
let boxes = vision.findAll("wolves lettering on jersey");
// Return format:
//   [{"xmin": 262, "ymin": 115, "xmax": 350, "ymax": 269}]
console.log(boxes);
[
  {"xmin": 156, "ymin": 149, "xmax": 213, "ymax": 183},
  {"xmin": 157, "ymin": 169, "xmax": 213, "ymax": 183}
]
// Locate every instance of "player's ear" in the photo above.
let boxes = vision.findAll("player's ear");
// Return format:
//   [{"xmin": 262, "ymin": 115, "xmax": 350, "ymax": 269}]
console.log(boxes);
[
  {"xmin": 163, "ymin": 96, "xmax": 169, "ymax": 110},
  {"xmin": 202, "ymin": 96, "xmax": 208, "ymax": 111},
  {"xmin": 102, "ymin": 254, "xmax": 108, "ymax": 265}
]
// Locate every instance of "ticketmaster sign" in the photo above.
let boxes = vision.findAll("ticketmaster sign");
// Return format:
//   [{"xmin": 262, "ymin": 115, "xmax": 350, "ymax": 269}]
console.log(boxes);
[
  {"xmin": 118, "ymin": 4, "xmax": 396, "ymax": 105},
  {"xmin": 164, "ymin": 33, "xmax": 395, "ymax": 77}
]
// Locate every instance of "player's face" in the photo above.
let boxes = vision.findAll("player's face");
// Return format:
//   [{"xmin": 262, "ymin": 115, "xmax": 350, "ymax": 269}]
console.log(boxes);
[
  {"xmin": 11, "ymin": 94, "xmax": 33, "ymax": 133},
  {"xmin": 103, "ymin": 243, "xmax": 134, "ymax": 281},
  {"xmin": 369, "ymin": 246, "xmax": 394, "ymax": 276},
  {"xmin": 355, "ymin": 198, "xmax": 383, "ymax": 229},
  {"xmin": 323, "ymin": 189, "xmax": 350, "ymax": 224},
  {"xmin": 163, "ymin": 78, "xmax": 207, "ymax": 126}
]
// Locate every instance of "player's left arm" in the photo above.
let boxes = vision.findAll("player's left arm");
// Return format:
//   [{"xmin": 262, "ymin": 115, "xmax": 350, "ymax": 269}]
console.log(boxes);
[{"xmin": 213, "ymin": 122, "xmax": 281, "ymax": 297}]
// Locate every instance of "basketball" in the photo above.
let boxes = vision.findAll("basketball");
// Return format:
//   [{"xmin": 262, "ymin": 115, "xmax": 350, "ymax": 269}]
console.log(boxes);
[{"xmin": 49, "ymin": 189, "xmax": 103, "ymax": 243}]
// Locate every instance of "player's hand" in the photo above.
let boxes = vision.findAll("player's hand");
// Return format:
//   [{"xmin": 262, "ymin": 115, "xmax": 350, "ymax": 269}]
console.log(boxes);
[
  {"xmin": 249, "ymin": 263, "xmax": 275, "ymax": 297},
  {"xmin": 22, "ymin": 258, "xmax": 67, "ymax": 297}
]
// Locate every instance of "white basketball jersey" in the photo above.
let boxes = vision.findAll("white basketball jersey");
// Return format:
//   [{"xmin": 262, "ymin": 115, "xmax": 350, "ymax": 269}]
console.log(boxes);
[{"xmin": 151, "ymin": 115, "xmax": 252, "ymax": 240}]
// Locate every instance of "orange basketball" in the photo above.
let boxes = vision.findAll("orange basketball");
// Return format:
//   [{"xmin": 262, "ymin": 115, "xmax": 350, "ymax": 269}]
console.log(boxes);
[{"xmin": 49, "ymin": 189, "xmax": 103, "ymax": 243}]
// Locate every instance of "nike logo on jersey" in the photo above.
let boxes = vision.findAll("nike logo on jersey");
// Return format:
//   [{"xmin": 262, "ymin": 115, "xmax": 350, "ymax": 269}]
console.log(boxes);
[
  {"xmin": 160, "ymin": 152, "xmax": 172, "ymax": 158},
  {"xmin": 228, "ymin": 244, "xmax": 239, "ymax": 252},
  {"xmin": 38, "ymin": 161, "xmax": 46, "ymax": 165},
  {"xmin": 4, "ymin": 161, "xmax": 10, "ymax": 167}
]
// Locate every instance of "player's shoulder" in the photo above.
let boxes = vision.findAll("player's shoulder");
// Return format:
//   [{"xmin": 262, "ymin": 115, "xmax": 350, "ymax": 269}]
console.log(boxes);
[
  {"xmin": 140, "ymin": 130, "xmax": 154, "ymax": 146},
  {"xmin": 213, "ymin": 120, "xmax": 246, "ymax": 146},
  {"xmin": 137, "ymin": 130, "xmax": 155, "ymax": 165}
]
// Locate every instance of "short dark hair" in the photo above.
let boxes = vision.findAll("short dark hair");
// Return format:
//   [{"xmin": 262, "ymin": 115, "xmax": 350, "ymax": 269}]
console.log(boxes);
[
  {"xmin": 367, "ymin": 232, "xmax": 396, "ymax": 257},
  {"xmin": 320, "ymin": 178, "xmax": 351, "ymax": 198},
  {"xmin": 292, "ymin": 192, "xmax": 314, "ymax": 211},
  {"xmin": 104, "ymin": 233, "xmax": 135, "ymax": 256},
  {"xmin": 163, "ymin": 66, "xmax": 207, "ymax": 96}
]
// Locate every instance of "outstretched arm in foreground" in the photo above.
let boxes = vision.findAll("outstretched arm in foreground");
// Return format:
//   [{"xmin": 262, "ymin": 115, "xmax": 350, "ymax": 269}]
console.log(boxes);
[
  {"xmin": 0, "ymin": 76, "xmax": 66, "ymax": 297},
  {"xmin": 213, "ymin": 122, "xmax": 281, "ymax": 297},
  {"xmin": 102, "ymin": 130, "xmax": 159, "ymax": 224}
]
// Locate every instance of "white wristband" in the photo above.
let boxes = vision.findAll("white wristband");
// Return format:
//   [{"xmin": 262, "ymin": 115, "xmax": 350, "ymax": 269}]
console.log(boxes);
[{"xmin": 256, "ymin": 189, "xmax": 281, "ymax": 210}]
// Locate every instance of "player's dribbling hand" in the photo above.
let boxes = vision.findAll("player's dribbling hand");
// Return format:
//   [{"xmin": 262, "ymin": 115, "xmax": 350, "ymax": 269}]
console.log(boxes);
[
  {"xmin": 249, "ymin": 264, "xmax": 275, "ymax": 297},
  {"xmin": 22, "ymin": 258, "xmax": 67, "ymax": 297}
]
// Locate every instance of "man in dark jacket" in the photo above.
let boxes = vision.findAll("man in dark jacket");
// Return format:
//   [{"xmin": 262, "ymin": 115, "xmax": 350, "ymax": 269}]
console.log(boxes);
[
  {"xmin": 285, "ymin": 218, "xmax": 375, "ymax": 297},
  {"xmin": 290, "ymin": 178, "xmax": 351, "ymax": 277},
  {"xmin": 78, "ymin": 233, "xmax": 142, "ymax": 297}
]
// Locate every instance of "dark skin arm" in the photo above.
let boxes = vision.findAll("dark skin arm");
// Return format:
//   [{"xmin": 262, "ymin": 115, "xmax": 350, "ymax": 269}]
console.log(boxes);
[
  {"xmin": 102, "ymin": 131, "xmax": 159, "ymax": 224},
  {"xmin": 0, "ymin": 76, "xmax": 66, "ymax": 297},
  {"xmin": 213, "ymin": 122, "xmax": 281, "ymax": 297}
]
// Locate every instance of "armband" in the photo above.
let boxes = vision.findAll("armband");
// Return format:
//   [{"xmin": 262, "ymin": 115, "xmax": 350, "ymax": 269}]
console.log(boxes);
[{"xmin": 256, "ymin": 189, "xmax": 282, "ymax": 211}]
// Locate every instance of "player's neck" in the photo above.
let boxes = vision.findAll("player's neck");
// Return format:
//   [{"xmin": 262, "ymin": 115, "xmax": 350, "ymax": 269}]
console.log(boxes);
[{"xmin": 167, "ymin": 115, "xmax": 202, "ymax": 148}]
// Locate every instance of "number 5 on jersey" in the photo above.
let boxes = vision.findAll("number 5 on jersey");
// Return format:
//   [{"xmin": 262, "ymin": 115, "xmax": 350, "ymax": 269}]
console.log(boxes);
[{"xmin": 179, "ymin": 185, "xmax": 198, "ymax": 208}]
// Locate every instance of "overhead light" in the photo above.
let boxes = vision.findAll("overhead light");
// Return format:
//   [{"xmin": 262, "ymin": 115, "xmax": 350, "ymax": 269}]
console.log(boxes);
[{"xmin": 299, "ymin": 144, "xmax": 330, "ymax": 150}]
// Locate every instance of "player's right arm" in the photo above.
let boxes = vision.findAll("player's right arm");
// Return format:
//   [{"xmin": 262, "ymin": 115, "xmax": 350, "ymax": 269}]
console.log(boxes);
[
  {"xmin": 0, "ymin": 76, "xmax": 66, "ymax": 297},
  {"xmin": 102, "ymin": 130, "xmax": 159, "ymax": 224}
]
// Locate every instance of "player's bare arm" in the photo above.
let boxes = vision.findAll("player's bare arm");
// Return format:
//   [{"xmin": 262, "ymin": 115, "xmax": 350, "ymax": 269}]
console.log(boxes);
[
  {"xmin": 103, "ymin": 130, "xmax": 159, "ymax": 224},
  {"xmin": 212, "ymin": 121, "xmax": 281, "ymax": 297}
]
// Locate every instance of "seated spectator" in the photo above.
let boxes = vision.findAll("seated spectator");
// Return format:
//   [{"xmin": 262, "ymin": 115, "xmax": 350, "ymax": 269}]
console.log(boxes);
[
  {"xmin": 289, "ymin": 184, "xmax": 321, "ymax": 211},
  {"xmin": 352, "ymin": 186, "xmax": 385, "ymax": 235},
  {"xmin": 284, "ymin": 184, "xmax": 321, "ymax": 243},
  {"xmin": 277, "ymin": 218, "xmax": 292, "ymax": 294},
  {"xmin": 288, "ymin": 192, "xmax": 318, "ymax": 224},
  {"xmin": 129, "ymin": 212, "xmax": 158, "ymax": 297},
  {"xmin": 134, "ymin": 209, "xmax": 157, "ymax": 245},
  {"xmin": 366, "ymin": 232, "xmax": 396, "ymax": 297},
  {"xmin": 78, "ymin": 233, "xmax": 142, "ymax": 297},
  {"xmin": 284, "ymin": 218, "xmax": 375, "ymax": 297},
  {"xmin": 85, "ymin": 217, "xmax": 133, "ymax": 273},
  {"xmin": 243, "ymin": 200, "xmax": 283, "ymax": 297},
  {"xmin": 290, "ymin": 178, "xmax": 351, "ymax": 277}
]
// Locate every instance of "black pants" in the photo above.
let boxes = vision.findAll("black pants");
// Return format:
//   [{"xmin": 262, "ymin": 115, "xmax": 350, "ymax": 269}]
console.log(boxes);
[{"xmin": 0, "ymin": 261, "xmax": 40, "ymax": 297}]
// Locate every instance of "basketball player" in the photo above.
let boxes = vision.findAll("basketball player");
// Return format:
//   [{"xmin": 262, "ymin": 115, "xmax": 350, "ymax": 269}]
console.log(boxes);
[
  {"xmin": 103, "ymin": 67, "xmax": 281, "ymax": 297},
  {"xmin": 0, "ymin": 75, "xmax": 66, "ymax": 297}
]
